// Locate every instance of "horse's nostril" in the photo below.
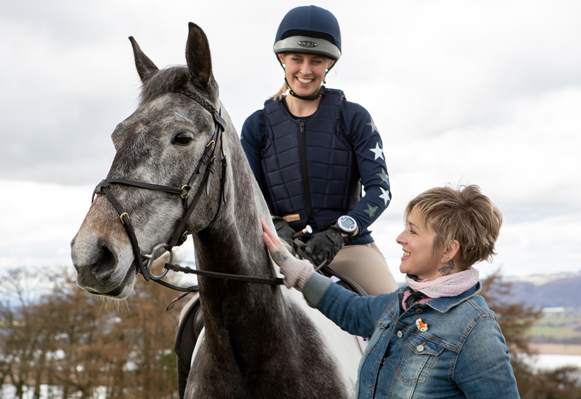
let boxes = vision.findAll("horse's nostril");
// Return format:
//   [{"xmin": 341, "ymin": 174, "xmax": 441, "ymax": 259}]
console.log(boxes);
[{"xmin": 94, "ymin": 245, "xmax": 117, "ymax": 279}]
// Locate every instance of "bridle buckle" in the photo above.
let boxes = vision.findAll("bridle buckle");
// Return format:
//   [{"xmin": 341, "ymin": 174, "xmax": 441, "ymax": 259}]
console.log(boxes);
[
  {"xmin": 119, "ymin": 212, "xmax": 129, "ymax": 225},
  {"xmin": 180, "ymin": 185, "xmax": 191, "ymax": 199}
]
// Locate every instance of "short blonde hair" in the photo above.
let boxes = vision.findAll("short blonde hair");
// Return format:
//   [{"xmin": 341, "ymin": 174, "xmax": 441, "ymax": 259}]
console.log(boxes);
[{"xmin": 405, "ymin": 185, "xmax": 503, "ymax": 268}]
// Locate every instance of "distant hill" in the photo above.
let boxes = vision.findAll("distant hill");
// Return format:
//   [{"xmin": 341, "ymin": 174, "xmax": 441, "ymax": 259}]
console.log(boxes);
[{"xmin": 500, "ymin": 272, "xmax": 581, "ymax": 308}]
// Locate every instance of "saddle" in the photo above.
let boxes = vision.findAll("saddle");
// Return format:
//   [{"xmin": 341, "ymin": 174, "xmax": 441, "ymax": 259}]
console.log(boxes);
[
  {"xmin": 174, "ymin": 260, "xmax": 366, "ymax": 399},
  {"xmin": 175, "ymin": 294, "xmax": 204, "ymax": 399}
]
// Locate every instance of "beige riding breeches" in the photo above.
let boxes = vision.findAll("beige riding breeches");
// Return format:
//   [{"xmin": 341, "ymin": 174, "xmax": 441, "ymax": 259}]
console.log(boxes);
[{"xmin": 327, "ymin": 242, "xmax": 399, "ymax": 296}]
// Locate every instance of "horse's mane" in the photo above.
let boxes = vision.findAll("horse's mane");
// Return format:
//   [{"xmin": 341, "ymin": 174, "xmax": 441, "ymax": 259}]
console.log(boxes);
[{"xmin": 139, "ymin": 66, "xmax": 218, "ymax": 105}]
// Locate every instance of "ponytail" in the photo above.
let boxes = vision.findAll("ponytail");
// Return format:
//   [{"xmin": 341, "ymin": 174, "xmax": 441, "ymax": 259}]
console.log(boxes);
[{"xmin": 271, "ymin": 81, "xmax": 289, "ymax": 101}]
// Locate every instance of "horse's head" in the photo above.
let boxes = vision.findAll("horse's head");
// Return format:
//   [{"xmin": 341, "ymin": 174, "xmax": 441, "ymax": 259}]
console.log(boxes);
[{"xmin": 71, "ymin": 23, "xmax": 230, "ymax": 298}]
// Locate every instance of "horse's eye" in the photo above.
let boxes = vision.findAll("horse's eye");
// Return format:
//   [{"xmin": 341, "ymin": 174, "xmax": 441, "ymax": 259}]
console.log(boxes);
[{"xmin": 172, "ymin": 132, "xmax": 193, "ymax": 145}]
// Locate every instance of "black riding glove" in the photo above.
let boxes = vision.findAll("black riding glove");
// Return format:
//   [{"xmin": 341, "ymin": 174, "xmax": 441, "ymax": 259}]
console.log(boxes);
[
  {"xmin": 302, "ymin": 226, "xmax": 352, "ymax": 264},
  {"xmin": 272, "ymin": 216, "xmax": 295, "ymax": 249}
]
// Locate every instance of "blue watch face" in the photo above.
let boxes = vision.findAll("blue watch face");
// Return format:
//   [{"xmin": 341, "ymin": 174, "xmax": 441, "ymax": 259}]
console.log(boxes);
[{"xmin": 338, "ymin": 216, "xmax": 357, "ymax": 233}]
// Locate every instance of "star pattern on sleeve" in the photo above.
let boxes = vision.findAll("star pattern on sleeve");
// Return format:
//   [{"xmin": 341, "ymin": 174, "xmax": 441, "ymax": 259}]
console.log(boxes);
[
  {"xmin": 366, "ymin": 117, "xmax": 378, "ymax": 133},
  {"xmin": 369, "ymin": 142, "xmax": 384, "ymax": 160},
  {"xmin": 364, "ymin": 204, "xmax": 378, "ymax": 220},
  {"xmin": 376, "ymin": 169, "xmax": 389, "ymax": 184},
  {"xmin": 379, "ymin": 187, "xmax": 391, "ymax": 206}
]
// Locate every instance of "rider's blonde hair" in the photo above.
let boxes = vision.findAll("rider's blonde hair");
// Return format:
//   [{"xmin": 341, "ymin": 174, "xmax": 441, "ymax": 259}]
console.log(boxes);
[
  {"xmin": 271, "ymin": 81, "xmax": 290, "ymax": 101},
  {"xmin": 405, "ymin": 185, "xmax": 503, "ymax": 269}
]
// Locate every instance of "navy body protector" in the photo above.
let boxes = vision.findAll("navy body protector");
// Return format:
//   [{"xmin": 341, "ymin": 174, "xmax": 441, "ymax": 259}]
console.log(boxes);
[{"xmin": 261, "ymin": 88, "xmax": 361, "ymax": 231}]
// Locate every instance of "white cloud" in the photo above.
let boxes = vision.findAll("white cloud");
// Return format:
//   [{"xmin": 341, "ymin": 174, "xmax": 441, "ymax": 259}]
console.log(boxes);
[
  {"xmin": 0, "ymin": 180, "xmax": 196, "ymax": 274},
  {"xmin": 0, "ymin": 180, "xmax": 93, "ymax": 269},
  {"xmin": 1, "ymin": 0, "xmax": 580, "ymax": 281}
]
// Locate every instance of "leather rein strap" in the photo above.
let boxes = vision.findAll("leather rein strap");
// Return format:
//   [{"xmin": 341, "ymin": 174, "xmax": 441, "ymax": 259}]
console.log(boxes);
[{"xmin": 160, "ymin": 264, "xmax": 284, "ymax": 293}]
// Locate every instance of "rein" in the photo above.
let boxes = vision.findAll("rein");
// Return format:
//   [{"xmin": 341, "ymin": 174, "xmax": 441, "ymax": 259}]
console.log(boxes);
[{"xmin": 153, "ymin": 261, "xmax": 284, "ymax": 293}]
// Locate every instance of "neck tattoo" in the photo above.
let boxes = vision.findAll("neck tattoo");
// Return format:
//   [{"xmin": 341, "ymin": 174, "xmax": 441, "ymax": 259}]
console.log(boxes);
[{"xmin": 438, "ymin": 259, "xmax": 456, "ymax": 276}]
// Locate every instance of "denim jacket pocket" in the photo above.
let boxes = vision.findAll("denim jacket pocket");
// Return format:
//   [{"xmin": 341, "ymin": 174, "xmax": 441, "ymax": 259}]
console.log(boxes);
[{"xmin": 394, "ymin": 335, "xmax": 445, "ymax": 384}]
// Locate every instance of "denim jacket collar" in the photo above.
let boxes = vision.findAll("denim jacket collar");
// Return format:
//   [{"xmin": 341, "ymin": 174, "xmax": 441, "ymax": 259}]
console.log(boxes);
[{"xmin": 399, "ymin": 282, "xmax": 482, "ymax": 314}]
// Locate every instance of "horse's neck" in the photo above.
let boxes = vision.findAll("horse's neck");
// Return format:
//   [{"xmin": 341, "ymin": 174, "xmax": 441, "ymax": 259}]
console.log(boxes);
[
  {"xmin": 194, "ymin": 143, "xmax": 272, "ymax": 282},
  {"xmin": 193, "ymin": 143, "xmax": 284, "ymax": 338},
  {"xmin": 194, "ymin": 215, "xmax": 273, "ymax": 285},
  {"xmin": 192, "ymin": 164, "xmax": 296, "ymax": 375}
]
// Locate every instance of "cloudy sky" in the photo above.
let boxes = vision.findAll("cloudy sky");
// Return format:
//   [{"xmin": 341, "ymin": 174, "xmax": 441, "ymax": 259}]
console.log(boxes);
[{"xmin": 1, "ymin": 0, "xmax": 580, "ymax": 282}]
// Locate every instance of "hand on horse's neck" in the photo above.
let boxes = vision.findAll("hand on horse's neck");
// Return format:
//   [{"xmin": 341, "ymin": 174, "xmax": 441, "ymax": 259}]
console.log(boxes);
[{"xmin": 287, "ymin": 95, "xmax": 322, "ymax": 117}]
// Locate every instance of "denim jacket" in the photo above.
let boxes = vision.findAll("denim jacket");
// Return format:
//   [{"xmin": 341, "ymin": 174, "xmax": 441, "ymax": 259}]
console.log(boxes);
[{"xmin": 303, "ymin": 273, "xmax": 520, "ymax": 399}]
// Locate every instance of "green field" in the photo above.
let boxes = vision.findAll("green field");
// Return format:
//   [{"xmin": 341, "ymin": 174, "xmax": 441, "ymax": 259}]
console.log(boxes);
[{"xmin": 528, "ymin": 314, "xmax": 581, "ymax": 344}]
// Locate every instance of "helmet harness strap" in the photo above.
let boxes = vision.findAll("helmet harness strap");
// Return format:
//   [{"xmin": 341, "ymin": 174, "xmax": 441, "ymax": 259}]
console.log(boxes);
[
  {"xmin": 284, "ymin": 76, "xmax": 324, "ymax": 101},
  {"xmin": 281, "ymin": 64, "xmax": 330, "ymax": 101}
]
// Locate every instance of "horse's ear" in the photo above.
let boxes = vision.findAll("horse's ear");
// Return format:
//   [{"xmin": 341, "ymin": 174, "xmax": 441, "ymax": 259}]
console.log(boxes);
[
  {"xmin": 129, "ymin": 36, "xmax": 159, "ymax": 83},
  {"xmin": 185, "ymin": 22, "xmax": 213, "ymax": 90}
]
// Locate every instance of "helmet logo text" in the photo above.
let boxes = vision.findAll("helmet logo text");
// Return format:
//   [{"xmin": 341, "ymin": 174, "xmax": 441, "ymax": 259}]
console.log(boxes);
[{"xmin": 297, "ymin": 41, "xmax": 318, "ymax": 48}]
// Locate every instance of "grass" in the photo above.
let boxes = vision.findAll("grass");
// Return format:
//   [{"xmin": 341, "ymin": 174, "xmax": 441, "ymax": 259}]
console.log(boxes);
[{"xmin": 528, "ymin": 314, "xmax": 581, "ymax": 343}]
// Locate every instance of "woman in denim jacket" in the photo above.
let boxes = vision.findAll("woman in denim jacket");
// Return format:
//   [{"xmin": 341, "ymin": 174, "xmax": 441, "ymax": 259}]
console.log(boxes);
[{"xmin": 261, "ymin": 185, "xmax": 520, "ymax": 398}]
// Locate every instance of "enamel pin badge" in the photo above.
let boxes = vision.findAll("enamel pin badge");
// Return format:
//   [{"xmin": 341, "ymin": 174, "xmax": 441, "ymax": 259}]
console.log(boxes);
[{"xmin": 416, "ymin": 317, "xmax": 429, "ymax": 332}]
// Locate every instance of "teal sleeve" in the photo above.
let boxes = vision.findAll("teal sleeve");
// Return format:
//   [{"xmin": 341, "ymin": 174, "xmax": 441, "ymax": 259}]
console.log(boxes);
[{"xmin": 302, "ymin": 272, "xmax": 334, "ymax": 307}]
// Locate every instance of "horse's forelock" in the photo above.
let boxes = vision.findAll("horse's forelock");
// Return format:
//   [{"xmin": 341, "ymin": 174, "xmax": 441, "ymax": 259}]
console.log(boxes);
[
  {"xmin": 139, "ymin": 66, "xmax": 189, "ymax": 103},
  {"xmin": 139, "ymin": 66, "xmax": 218, "ymax": 105}
]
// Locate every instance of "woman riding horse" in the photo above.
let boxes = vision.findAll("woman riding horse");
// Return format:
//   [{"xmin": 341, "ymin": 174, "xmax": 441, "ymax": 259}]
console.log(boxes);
[{"xmin": 241, "ymin": 5, "xmax": 398, "ymax": 296}]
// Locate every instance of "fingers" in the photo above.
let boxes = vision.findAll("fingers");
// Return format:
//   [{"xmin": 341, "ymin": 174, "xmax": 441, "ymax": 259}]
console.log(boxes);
[
  {"xmin": 260, "ymin": 217, "xmax": 291, "ymax": 263},
  {"xmin": 262, "ymin": 231, "xmax": 277, "ymax": 253},
  {"xmin": 260, "ymin": 217, "xmax": 279, "ymax": 249},
  {"xmin": 260, "ymin": 217, "xmax": 278, "ymax": 241},
  {"xmin": 305, "ymin": 242, "xmax": 318, "ymax": 258},
  {"xmin": 260, "ymin": 216, "xmax": 272, "ymax": 234}
]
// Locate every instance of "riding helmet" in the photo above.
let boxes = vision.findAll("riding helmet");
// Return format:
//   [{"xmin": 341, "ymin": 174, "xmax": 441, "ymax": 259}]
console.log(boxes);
[{"xmin": 273, "ymin": 5, "xmax": 342, "ymax": 61}]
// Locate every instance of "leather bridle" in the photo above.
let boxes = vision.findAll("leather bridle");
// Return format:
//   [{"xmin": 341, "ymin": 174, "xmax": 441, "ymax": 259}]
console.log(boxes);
[
  {"xmin": 89, "ymin": 88, "xmax": 363, "ymax": 297},
  {"xmin": 92, "ymin": 89, "xmax": 230, "ymax": 286}
]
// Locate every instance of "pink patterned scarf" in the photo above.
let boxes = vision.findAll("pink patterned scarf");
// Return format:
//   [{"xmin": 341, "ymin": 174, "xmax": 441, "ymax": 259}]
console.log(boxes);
[{"xmin": 402, "ymin": 268, "xmax": 480, "ymax": 310}]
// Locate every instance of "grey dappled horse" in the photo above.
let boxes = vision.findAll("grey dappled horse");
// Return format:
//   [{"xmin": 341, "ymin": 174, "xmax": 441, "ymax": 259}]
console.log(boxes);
[{"xmin": 71, "ymin": 23, "xmax": 361, "ymax": 399}]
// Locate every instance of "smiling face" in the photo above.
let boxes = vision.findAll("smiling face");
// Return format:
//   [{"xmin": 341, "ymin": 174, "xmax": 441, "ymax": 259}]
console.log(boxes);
[
  {"xmin": 396, "ymin": 208, "xmax": 445, "ymax": 280},
  {"xmin": 278, "ymin": 53, "xmax": 333, "ymax": 98}
]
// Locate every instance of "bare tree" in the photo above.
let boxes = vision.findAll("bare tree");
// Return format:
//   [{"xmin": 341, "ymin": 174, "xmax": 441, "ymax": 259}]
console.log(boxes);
[
  {"xmin": 39, "ymin": 268, "xmax": 112, "ymax": 398},
  {"xmin": 111, "ymin": 259, "xmax": 180, "ymax": 399},
  {"xmin": 480, "ymin": 269, "xmax": 542, "ymax": 354},
  {"xmin": 0, "ymin": 269, "xmax": 52, "ymax": 399},
  {"xmin": 481, "ymin": 269, "xmax": 581, "ymax": 399}
]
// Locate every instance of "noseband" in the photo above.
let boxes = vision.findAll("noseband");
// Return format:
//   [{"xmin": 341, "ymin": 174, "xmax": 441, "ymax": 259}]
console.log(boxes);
[{"xmin": 93, "ymin": 89, "xmax": 228, "ymax": 284}]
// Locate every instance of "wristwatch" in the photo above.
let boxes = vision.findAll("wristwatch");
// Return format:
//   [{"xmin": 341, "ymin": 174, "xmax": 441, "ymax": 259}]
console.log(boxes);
[{"xmin": 336, "ymin": 215, "xmax": 357, "ymax": 236}]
